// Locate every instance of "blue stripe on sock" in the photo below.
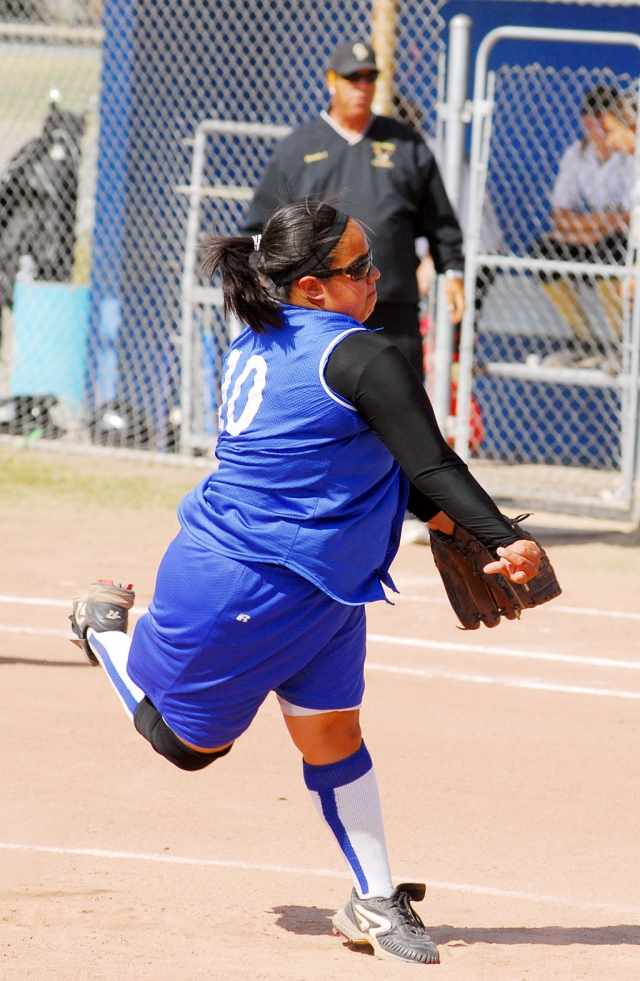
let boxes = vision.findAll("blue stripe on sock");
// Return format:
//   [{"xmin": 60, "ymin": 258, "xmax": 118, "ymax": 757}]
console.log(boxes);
[
  {"xmin": 90, "ymin": 634, "xmax": 140, "ymax": 716},
  {"xmin": 302, "ymin": 742, "xmax": 372, "ymax": 793},
  {"xmin": 318, "ymin": 786, "xmax": 369, "ymax": 896}
]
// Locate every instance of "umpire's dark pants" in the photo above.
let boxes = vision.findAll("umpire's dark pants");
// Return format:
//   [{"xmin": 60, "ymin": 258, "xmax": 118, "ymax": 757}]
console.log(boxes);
[{"xmin": 365, "ymin": 302, "xmax": 423, "ymax": 379}]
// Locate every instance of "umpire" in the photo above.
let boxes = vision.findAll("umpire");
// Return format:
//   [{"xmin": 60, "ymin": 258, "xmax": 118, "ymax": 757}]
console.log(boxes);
[{"xmin": 243, "ymin": 40, "xmax": 465, "ymax": 378}]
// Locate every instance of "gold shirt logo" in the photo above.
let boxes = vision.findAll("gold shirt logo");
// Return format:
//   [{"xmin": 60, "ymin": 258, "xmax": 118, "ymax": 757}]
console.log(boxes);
[
  {"xmin": 304, "ymin": 150, "xmax": 329, "ymax": 164},
  {"xmin": 371, "ymin": 141, "xmax": 396, "ymax": 168}
]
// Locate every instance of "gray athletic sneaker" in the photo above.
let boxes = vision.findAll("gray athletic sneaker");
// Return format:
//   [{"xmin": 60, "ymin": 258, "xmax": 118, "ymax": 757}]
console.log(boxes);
[
  {"xmin": 70, "ymin": 580, "xmax": 135, "ymax": 665},
  {"xmin": 332, "ymin": 882, "xmax": 440, "ymax": 964}
]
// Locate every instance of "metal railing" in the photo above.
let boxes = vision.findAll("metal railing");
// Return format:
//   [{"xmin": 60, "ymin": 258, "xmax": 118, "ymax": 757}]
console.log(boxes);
[
  {"xmin": 454, "ymin": 27, "xmax": 640, "ymax": 515},
  {"xmin": 178, "ymin": 120, "xmax": 291, "ymax": 453}
]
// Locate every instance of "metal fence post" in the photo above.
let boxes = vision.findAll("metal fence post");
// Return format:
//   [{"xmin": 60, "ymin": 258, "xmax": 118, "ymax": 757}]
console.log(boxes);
[
  {"xmin": 371, "ymin": 0, "xmax": 397, "ymax": 118},
  {"xmin": 179, "ymin": 124, "xmax": 207, "ymax": 455},
  {"xmin": 432, "ymin": 14, "xmax": 471, "ymax": 432},
  {"xmin": 623, "ymin": 78, "xmax": 640, "ymax": 504}
]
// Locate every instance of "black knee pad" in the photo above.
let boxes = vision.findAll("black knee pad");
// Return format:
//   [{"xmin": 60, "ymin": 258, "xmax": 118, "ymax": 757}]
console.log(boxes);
[{"xmin": 133, "ymin": 697, "xmax": 232, "ymax": 771}]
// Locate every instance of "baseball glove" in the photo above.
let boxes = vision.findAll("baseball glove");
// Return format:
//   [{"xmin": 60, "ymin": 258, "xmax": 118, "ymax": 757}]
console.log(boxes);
[{"xmin": 428, "ymin": 514, "xmax": 561, "ymax": 630}]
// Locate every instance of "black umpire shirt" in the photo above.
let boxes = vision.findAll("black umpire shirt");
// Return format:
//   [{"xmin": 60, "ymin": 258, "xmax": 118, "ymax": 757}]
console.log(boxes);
[{"xmin": 243, "ymin": 112, "xmax": 464, "ymax": 306}]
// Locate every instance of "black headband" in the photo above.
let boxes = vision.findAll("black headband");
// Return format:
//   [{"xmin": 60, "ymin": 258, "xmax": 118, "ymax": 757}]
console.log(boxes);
[{"xmin": 269, "ymin": 209, "xmax": 350, "ymax": 286}]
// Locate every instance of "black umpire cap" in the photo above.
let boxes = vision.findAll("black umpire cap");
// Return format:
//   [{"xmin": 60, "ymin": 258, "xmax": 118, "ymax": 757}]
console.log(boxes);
[{"xmin": 328, "ymin": 40, "xmax": 378, "ymax": 77}]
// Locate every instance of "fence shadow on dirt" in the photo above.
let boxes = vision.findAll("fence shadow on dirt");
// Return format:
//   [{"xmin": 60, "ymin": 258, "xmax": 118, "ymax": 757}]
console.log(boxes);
[
  {"xmin": 529, "ymin": 526, "xmax": 640, "ymax": 548},
  {"xmin": 0, "ymin": 655, "xmax": 86, "ymax": 667},
  {"xmin": 270, "ymin": 906, "xmax": 640, "ymax": 947},
  {"xmin": 430, "ymin": 924, "xmax": 640, "ymax": 946}
]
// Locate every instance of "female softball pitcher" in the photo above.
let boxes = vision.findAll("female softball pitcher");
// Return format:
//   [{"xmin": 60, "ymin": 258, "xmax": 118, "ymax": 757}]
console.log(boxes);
[{"xmin": 71, "ymin": 200, "xmax": 540, "ymax": 966}]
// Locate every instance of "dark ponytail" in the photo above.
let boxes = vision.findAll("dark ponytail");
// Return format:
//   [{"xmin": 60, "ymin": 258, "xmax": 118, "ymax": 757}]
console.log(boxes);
[
  {"xmin": 201, "ymin": 200, "xmax": 350, "ymax": 333},
  {"xmin": 201, "ymin": 235, "xmax": 281, "ymax": 333}
]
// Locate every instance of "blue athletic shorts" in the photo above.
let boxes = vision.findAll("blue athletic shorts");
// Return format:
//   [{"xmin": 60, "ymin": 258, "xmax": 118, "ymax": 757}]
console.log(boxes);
[{"xmin": 126, "ymin": 530, "xmax": 366, "ymax": 748}]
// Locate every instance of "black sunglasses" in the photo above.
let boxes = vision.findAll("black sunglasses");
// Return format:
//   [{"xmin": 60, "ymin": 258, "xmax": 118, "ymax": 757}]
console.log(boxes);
[
  {"xmin": 341, "ymin": 70, "xmax": 379, "ymax": 84},
  {"xmin": 314, "ymin": 250, "xmax": 373, "ymax": 282}
]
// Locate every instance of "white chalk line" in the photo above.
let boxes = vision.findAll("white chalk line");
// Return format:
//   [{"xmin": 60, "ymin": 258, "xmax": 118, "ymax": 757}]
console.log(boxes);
[
  {"xmin": 3, "ymin": 592, "xmax": 640, "ymax": 624},
  {"xmin": 4, "ymin": 621, "xmax": 640, "ymax": 698},
  {"xmin": 365, "ymin": 662, "xmax": 640, "ymax": 700},
  {"xmin": 552, "ymin": 604, "xmax": 640, "ymax": 621},
  {"xmin": 1, "ymin": 842, "xmax": 637, "ymax": 916},
  {"xmin": 0, "ymin": 595, "xmax": 149, "ymax": 615},
  {"xmin": 0, "ymin": 624, "xmax": 70, "ymax": 637},
  {"xmin": 367, "ymin": 633, "xmax": 640, "ymax": 672},
  {"xmin": 394, "ymin": 594, "xmax": 640, "ymax": 621},
  {"xmin": 394, "ymin": 594, "xmax": 447, "ymax": 604},
  {"xmin": 0, "ymin": 596, "xmax": 69, "ymax": 608},
  {"xmin": 6, "ymin": 622, "xmax": 640, "ymax": 675},
  {"xmin": 3, "ymin": 624, "xmax": 639, "ymax": 698}
]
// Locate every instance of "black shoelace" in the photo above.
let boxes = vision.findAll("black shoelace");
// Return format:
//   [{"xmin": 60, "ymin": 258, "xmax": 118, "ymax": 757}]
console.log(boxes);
[{"xmin": 381, "ymin": 890, "xmax": 426, "ymax": 935}]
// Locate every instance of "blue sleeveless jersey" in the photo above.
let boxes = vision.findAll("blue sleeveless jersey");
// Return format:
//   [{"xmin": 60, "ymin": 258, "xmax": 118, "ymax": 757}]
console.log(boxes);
[{"xmin": 178, "ymin": 304, "xmax": 408, "ymax": 605}]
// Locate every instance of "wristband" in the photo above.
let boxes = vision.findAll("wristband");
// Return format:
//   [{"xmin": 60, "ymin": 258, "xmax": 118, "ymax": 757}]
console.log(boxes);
[{"xmin": 444, "ymin": 269, "xmax": 463, "ymax": 280}]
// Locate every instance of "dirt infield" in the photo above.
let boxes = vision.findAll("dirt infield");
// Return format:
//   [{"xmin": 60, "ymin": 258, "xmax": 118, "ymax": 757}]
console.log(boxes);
[{"xmin": 2, "ymin": 446, "xmax": 640, "ymax": 980}]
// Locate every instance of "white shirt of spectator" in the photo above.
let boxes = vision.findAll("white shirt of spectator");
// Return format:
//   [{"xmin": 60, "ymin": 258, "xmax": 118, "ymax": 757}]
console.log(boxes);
[{"xmin": 551, "ymin": 139, "xmax": 633, "ymax": 213}]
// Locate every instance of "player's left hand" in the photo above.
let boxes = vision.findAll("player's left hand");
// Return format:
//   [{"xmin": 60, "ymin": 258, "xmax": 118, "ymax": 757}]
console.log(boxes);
[
  {"xmin": 417, "ymin": 254, "xmax": 435, "ymax": 297},
  {"xmin": 444, "ymin": 277, "xmax": 465, "ymax": 324},
  {"xmin": 483, "ymin": 539, "xmax": 541, "ymax": 584}
]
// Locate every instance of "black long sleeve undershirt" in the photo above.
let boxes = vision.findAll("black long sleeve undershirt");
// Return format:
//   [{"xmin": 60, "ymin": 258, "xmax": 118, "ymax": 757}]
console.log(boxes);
[{"xmin": 325, "ymin": 330, "xmax": 519, "ymax": 551}]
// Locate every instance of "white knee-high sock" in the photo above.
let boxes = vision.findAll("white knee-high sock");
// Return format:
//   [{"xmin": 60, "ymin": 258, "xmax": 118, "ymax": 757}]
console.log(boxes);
[
  {"xmin": 87, "ymin": 628, "xmax": 144, "ymax": 721},
  {"xmin": 303, "ymin": 742, "xmax": 394, "ymax": 899}
]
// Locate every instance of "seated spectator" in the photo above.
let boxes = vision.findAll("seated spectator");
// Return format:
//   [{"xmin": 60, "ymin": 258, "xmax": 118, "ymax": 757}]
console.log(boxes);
[
  {"xmin": 531, "ymin": 86, "xmax": 633, "ymax": 369},
  {"xmin": 603, "ymin": 90, "xmax": 637, "ymax": 155},
  {"xmin": 603, "ymin": 92, "xmax": 638, "ymax": 303}
]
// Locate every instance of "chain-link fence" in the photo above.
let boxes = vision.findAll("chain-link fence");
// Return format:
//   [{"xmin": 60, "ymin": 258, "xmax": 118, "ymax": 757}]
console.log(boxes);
[
  {"xmin": 0, "ymin": 16, "xmax": 101, "ymax": 439},
  {"xmin": 458, "ymin": 46, "xmax": 640, "ymax": 516},
  {"xmin": 6, "ymin": 5, "xmax": 640, "ymax": 517},
  {"xmin": 0, "ymin": 0, "xmax": 446, "ymax": 450}
]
